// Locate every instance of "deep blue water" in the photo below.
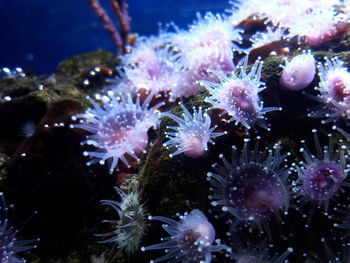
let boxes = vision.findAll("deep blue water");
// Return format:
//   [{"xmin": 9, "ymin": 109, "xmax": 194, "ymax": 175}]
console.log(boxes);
[{"xmin": 1, "ymin": 0, "xmax": 230, "ymax": 74}]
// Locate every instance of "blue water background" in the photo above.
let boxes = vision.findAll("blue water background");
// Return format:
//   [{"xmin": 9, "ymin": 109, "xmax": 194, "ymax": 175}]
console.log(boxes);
[{"xmin": 1, "ymin": 0, "xmax": 231, "ymax": 74}]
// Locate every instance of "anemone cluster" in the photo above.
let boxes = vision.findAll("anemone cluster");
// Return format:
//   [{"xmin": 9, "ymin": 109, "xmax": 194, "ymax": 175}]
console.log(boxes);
[{"xmin": 66, "ymin": 0, "xmax": 350, "ymax": 261}]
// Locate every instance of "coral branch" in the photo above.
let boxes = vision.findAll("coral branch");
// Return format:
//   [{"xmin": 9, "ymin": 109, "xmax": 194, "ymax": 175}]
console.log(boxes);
[
  {"xmin": 110, "ymin": 0, "xmax": 131, "ymax": 47},
  {"xmin": 88, "ymin": 0, "xmax": 124, "ymax": 54}
]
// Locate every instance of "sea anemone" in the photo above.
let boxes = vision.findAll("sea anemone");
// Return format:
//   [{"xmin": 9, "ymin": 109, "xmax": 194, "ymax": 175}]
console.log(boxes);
[
  {"xmin": 71, "ymin": 92, "xmax": 163, "ymax": 173},
  {"xmin": 308, "ymin": 56, "xmax": 350, "ymax": 123},
  {"xmin": 172, "ymin": 12, "xmax": 242, "ymax": 67},
  {"xmin": 0, "ymin": 192, "xmax": 37, "ymax": 263},
  {"xmin": 292, "ymin": 130, "xmax": 350, "ymax": 213},
  {"xmin": 279, "ymin": 51, "xmax": 316, "ymax": 91},
  {"xmin": 96, "ymin": 186, "xmax": 148, "ymax": 253},
  {"xmin": 207, "ymin": 138, "xmax": 291, "ymax": 236},
  {"xmin": 284, "ymin": 6, "xmax": 346, "ymax": 46},
  {"xmin": 163, "ymin": 104, "xmax": 226, "ymax": 158},
  {"xmin": 230, "ymin": 239, "xmax": 293, "ymax": 263},
  {"xmin": 167, "ymin": 13, "xmax": 242, "ymax": 99},
  {"xmin": 200, "ymin": 56, "xmax": 280, "ymax": 130},
  {"xmin": 113, "ymin": 35, "xmax": 183, "ymax": 97},
  {"xmin": 249, "ymin": 26, "xmax": 288, "ymax": 50},
  {"xmin": 170, "ymin": 45, "xmax": 235, "ymax": 99},
  {"xmin": 228, "ymin": 0, "xmax": 341, "ymax": 31},
  {"xmin": 228, "ymin": 0, "xmax": 346, "ymax": 48},
  {"xmin": 141, "ymin": 209, "xmax": 231, "ymax": 263}
]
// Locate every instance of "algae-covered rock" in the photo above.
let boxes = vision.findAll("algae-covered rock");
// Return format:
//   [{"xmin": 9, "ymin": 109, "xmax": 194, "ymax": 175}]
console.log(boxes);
[{"xmin": 55, "ymin": 50, "xmax": 120, "ymax": 87}]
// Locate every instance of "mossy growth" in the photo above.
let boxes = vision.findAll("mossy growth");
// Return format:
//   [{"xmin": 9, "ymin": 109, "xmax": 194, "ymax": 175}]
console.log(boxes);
[{"xmin": 56, "ymin": 50, "xmax": 120, "ymax": 82}]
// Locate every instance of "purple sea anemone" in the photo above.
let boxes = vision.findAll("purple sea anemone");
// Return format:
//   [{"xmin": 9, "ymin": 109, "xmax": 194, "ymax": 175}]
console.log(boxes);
[
  {"xmin": 279, "ymin": 51, "xmax": 316, "ymax": 91},
  {"xmin": 308, "ymin": 56, "xmax": 350, "ymax": 123},
  {"xmin": 230, "ymin": 239, "xmax": 293, "ymax": 263},
  {"xmin": 207, "ymin": 138, "xmax": 291, "ymax": 236},
  {"xmin": 141, "ymin": 209, "xmax": 230, "ymax": 263},
  {"xmin": 96, "ymin": 186, "xmax": 148, "ymax": 253},
  {"xmin": 0, "ymin": 192, "xmax": 37, "ymax": 263},
  {"xmin": 200, "ymin": 56, "xmax": 281, "ymax": 130},
  {"xmin": 163, "ymin": 104, "xmax": 226, "ymax": 158},
  {"xmin": 292, "ymin": 130, "xmax": 350, "ymax": 213},
  {"xmin": 71, "ymin": 92, "xmax": 163, "ymax": 173}
]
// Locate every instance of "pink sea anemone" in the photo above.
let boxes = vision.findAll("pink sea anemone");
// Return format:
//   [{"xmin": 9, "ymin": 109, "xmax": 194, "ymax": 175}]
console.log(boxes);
[
  {"xmin": 308, "ymin": 56, "xmax": 350, "ymax": 123},
  {"xmin": 228, "ymin": 0, "xmax": 345, "ymax": 46},
  {"xmin": 170, "ymin": 45, "xmax": 235, "ymax": 99},
  {"xmin": 249, "ymin": 27, "xmax": 288, "ymax": 50},
  {"xmin": 200, "ymin": 56, "xmax": 280, "ymax": 130},
  {"xmin": 163, "ymin": 104, "xmax": 226, "ymax": 158},
  {"xmin": 167, "ymin": 13, "xmax": 242, "ymax": 99},
  {"xmin": 172, "ymin": 13, "xmax": 242, "ymax": 62},
  {"xmin": 285, "ymin": 7, "xmax": 346, "ymax": 46},
  {"xmin": 141, "ymin": 209, "xmax": 230, "ymax": 263},
  {"xmin": 114, "ymin": 36, "xmax": 183, "ymax": 97},
  {"xmin": 71, "ymin": 92, "xmax": 163, "ymax": 173}
]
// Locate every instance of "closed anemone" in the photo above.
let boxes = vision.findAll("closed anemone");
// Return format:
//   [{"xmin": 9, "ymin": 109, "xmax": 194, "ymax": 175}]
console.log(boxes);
[
  {"xmin": 141, "ymin": 209, "xmax": 231, "ymax": 263},
  {"xmin": 279, "ymin": 51, "xmax": 316, "ymax": 91},
  {"xmin": 71, "ymin": 92, "xmax": 163, "ymax": 173},
  {"xmin": 207, "ymin": 138, "xmax": 291, "ymax": 236}
]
